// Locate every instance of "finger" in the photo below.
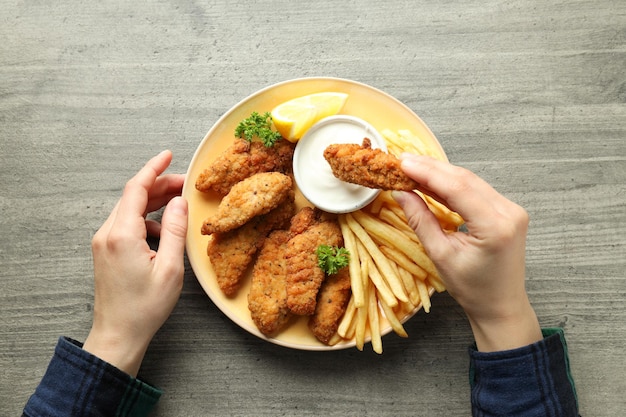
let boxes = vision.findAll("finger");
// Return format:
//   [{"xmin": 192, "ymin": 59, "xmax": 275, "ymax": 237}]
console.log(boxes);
[
  {"xmin": 114, "ymin": 150, "xmax": 173, "ymax": 234},
  {"xmin": 145, "ymin": 219, "xmax": 162, "ymax": 238},
  {"xmin": 399, "ymin": 155, "xmax": 501, "ymax": 231},
  {"xmin": 145, "ymin": 191, "xmax": 184, "ymax": 218},
  {"xmin": 392, "ymin": 191, "xmax": 450, "ymax": 259},
  {"xmin": 145, "ymin": 174, "xmax": 185, "ymax": 214},
  {"xmin": 154, "ymin": 196, "xmax": 188, "ymax": 278}
]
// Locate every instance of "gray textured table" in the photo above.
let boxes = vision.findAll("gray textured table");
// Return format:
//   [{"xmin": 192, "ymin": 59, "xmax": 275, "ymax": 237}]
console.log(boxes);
[{"xmin": 2, "ymin": 1, "xmax": 625, "ymax": 415}]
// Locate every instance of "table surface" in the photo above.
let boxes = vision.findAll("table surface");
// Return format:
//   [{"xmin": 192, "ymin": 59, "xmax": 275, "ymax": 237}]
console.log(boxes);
[{"xmin": 2, "ymin": 1, "xmax": 625, "ymax": 415}]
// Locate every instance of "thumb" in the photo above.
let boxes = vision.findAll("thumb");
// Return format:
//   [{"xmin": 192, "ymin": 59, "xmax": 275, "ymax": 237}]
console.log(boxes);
[
  {"xmin": 155, "ymin": 196, "xmax": 188, "ymax": 275},
  {"xmin": 392, "ymin": 191, "xmax": 447, "ymax": 258}
]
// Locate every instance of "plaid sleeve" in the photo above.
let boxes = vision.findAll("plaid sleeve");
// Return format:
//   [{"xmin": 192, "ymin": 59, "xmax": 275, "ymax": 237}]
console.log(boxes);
[
  {"xmin": 23, "ymin": 337, "xmax": 161, "ymax": 417},
  {"xmin": 469, "ymin": 328, "xmax": 579, "ymax": 417}
]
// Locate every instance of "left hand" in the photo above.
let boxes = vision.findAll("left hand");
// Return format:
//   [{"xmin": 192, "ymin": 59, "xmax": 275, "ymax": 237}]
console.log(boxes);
[{"xmin": 83, "ymin": 150, "xmax": 188, "ymax": 376}]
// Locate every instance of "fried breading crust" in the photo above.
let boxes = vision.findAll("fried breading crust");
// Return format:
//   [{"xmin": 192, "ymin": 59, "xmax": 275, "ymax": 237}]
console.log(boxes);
[
  {"xmin": 201, "ymin": 172, "xmax": 293, "ymax": 235},
  {"xmin": 308, "ymin": 266, "xmax": 352, "ymax": 345},
  {"xmin": 207, "ymin": 192, "xmax": 295, "ymax": 296},
  {"xmin": 323, "ymin": 138, "xmax": 420, "ymax": 191},
  {"xmin": 247, "ymin": 230, "xmax": 292, "ymax": 336},
  {"xmin": 285, "ymin": 208, "xmax": 343, "ymax": 316},
  {"xmin": 195, "ymin": 138, "xmax": 295, "ymax": 196}
]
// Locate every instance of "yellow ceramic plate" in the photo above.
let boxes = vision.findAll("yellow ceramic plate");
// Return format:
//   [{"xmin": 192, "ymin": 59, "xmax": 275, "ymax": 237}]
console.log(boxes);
[{"xmin": 183, "ymin": 77, "xmax": 445, "ymax": 351}]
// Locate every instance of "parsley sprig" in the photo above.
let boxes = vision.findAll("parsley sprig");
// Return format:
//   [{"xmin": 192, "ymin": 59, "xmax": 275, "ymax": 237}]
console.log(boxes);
[
  {"xmin": 235, "ymin": 111, "xmax": 282, "ymax": 147},
  {"xmin": 316, "ymin": 245, "xmax": 350, "ymax": 275}
]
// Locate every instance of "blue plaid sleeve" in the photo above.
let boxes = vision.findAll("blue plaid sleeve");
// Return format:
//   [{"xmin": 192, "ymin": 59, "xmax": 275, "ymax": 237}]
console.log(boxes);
[
  {"xmin": 23, "ymin": 337, "xmax": 161, "ymax": 417},
  {"xmin": 469, "ymin": 328, "xmax": 579, "ymax": 417}
]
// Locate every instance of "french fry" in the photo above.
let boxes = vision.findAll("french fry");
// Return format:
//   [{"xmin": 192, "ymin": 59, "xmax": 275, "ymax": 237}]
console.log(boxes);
[
  {"xmin": 344, "ymin": 312, "xmax": 357, "ymax": 340},
  {"xmin": 327, "ymin": 333, "xmax": 343, "ymax": 346},
  {"xmin": 381, "ymin": 204, "xmax": 426, "ymax": 249},
  {"xmin": 420, "ymin": 192, "xmax": 464, "ymax": 230},
  {"xmin": 373, "ymin": 190, "xmax": 396, "ymax": 207},
  {"xmin": 378, "ymin": 207, "xmax": 415, "ymax": 236},
  {"xmin": 427, "ymin": 273, "xmax": 446, "ymax": 293},
  {"xmin": 387, "ymin": 204, "xmax": 412, "ymax": 227},
  {"xmin": 350, "ymin": 213, "xmax": 409, "ymax": 303},
  {"xmin": 399, "ymin": 129, "xmax": 438, "ymax": 159},
  {"xmin": 339, "ymin": 215, "xmax": 365, "ymax": 308},
  {"xmin": 380, "ymin": 245, "xmax": 428, "ymax": 281},
  {"xmin": 379, "ymin": 289, "xmax": 408, "ymax": 338},
  {"xmin": 387, "ymin": 258, "xmax": 407, "ymax": 297},
  {"xmin": 416, "ymin": 279, "xmax": 431, "ymax": 313},
  {"xmin": 396, "ymin": 265, "xmax": 420, "ymax": 307},
  {"xmin": 355, "ymin": 277, "xmax": 369, "ymax": 351},
  {"xmin": 346, "ymin": 213, "xmax": 404, "ymax": 306},
  {"xmin": 396, "ymin": 299, "xmax": 419, "ymax": 321},
  {"xmin": 368, "ymin": 280, "xmax": 382, "ymax": 354},
  {"xmin": 369, "ymin": 193, "xmax": 385, "ymax": 214},
  {"xmin": 352, "ymin": 210, "xmax": 439, "ymax": 279},
  {"xmin": 354, "ymin": 243, "xmax": 371, "ymax": 350},
  {"xmin": 337, "ymin": 296, "xmax": 357, "ymax": 338}
]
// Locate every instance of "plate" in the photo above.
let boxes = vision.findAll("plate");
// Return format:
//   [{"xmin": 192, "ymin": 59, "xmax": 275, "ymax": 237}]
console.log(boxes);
[{"xmin": 183, "ymin": 77, "xmax": 445, "ymax": 351}]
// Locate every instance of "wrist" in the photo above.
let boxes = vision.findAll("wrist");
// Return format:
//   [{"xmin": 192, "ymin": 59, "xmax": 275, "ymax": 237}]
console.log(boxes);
[
  {"xmin": 83, "ymin": 328, "xmax": 149, "ymax": 377},
  {"xmin": 466, "ymin": 299, "xmax": 542, "ymax": 352}
]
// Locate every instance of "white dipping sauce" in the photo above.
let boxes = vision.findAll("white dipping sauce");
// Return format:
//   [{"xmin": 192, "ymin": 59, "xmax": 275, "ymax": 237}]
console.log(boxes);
[{"xmin": 293, "ymin": 115, "xmax": 387, "ymax": 213}]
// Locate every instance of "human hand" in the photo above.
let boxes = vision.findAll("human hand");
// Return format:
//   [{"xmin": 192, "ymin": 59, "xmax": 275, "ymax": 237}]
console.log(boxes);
[
  {"xmin": 83, "ymin": 150, "xmax": 188, "ymax": 376},
  {"xmin": 393, "ymin": 155, "xmax": 542, "ymax": 352}
]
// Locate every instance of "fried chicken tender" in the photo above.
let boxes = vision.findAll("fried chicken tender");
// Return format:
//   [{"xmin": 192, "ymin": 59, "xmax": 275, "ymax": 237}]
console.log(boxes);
[
  {"xmin": 323, "ymin": 138, "xmax": 420, "ymax": 191},
  {"xmin": 285, "ymin": 207, "xmax": 343, "ymax": 316},
  {"xmin": 201, "ymin": 172, "xmax": 293, "ymax": 235},
  {"xmin": 207, "ymin": 192, "xmax": 295, "ymax": 296},
  {"xmin": 246, "ymin": 206, "xmax": 320, "ymax": 335},
  {"xmin": 308, "ymin": 266, "xmax": 352, "ymax": 345},
  {"xmin": 195, "ymin": 138, "xmax": 295, "ymax": 196},
  {"xmin": 247, "ymin": 230, "xmax": 292, "ymax": 336}
]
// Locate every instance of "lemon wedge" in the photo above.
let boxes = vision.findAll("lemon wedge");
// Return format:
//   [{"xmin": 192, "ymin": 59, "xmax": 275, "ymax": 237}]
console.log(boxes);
[{"xmin": 271, "ymin": 92, "xmax": 348, "ymax": 142}]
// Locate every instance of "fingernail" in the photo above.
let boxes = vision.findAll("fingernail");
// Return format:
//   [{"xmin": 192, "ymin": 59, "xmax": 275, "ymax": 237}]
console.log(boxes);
[
  {"xmin": 391, "ymin": 191, "xmax": 406, "ymax": 205},
  {"xmin": 169, "ymin": 196, "xmax": 188, "ymax": 216},
  {"xmin": 157, "ymin": 149, "xmax": 172, "ymax": 159},
  {"xmin": 400, "ymin": 153, "xmax": 419, "ymax": 166}
]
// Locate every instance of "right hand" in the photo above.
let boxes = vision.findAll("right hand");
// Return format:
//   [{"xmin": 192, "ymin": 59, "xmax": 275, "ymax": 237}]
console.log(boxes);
[{"xmin": 393, "ymin": 154, "xmax": 542, "ymax": 352}]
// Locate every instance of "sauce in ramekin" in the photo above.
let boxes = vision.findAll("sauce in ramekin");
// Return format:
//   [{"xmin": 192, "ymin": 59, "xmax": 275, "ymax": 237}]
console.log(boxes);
[{"xmin": 293, "ymin": 115, "xmax": 387, "ymax": 213}]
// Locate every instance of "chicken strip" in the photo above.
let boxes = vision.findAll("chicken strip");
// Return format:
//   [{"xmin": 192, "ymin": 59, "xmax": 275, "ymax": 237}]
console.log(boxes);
[
  {"xmin": 246, "ymin": 206, "xmax": 320, "ymax": 335},
  {"xmin": 308, "ymin": 266, "xmax": 352, "ymax": 345},
  {"xmin": 248, "ymin": 229, "xmax": 292, "ymax": 336},
  {"xmin": 201, "ymin": 172, "xmax": 293, "ymax": 235},
  {"xmin": 323, "ymin": 138, "xmax": 420, "ymax": 191},
  {"xmin": 208, "ymin": 192, "xmax": 295, "ymax": 296},
  {"xmin": 195, "ymin": 138, "xmax": 295, "ymax": 196},
  {"xmin": 285, "ymin": 208, "xmax": 343, "ymax": 316}
]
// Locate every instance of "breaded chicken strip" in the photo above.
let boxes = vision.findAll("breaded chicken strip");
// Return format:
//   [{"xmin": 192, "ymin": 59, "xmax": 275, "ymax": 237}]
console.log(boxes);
[
  {"xmin": 323, "ymin": 138, "xmax": 419, "ymax": 191},
  {"xmin": 195, "ymin": 138, "xmax": 295, "ymax": 196},
  {"xmin": 201, "ymin": 172, "xmax": 293, "ymax": 235},
  {"xmin": 247, "ymin": 229, "xmax": 292, "ymax": 336},
  {"xmin": 308, "ymin": 266, "xmax": 352, "ymax": 345},
  {"xmin": 246, "ymin": 206, "xmax": 320, "ymax": 335},
  {"xmin": 208, "ymin": 192, "xmax": 295, "ymax": 296},
  {"xmin": 285, "ymin": 208, "xmax": 343, "ymax": 316}
]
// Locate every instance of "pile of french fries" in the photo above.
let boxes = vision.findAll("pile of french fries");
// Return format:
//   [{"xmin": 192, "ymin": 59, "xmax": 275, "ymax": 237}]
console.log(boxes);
[{"xmin": 331, "ymin": 129, "xmax": 464, "ymax": 353}]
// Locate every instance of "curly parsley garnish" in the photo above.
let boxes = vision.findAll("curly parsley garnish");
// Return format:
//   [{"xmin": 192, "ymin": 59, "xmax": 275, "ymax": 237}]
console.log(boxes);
[
  {"xmin": 234, "ymin": 111, "xmax": 282, "ymax": 147},
  {"xmin": 316, "ymin": 245, "xmax": 350, "ymax": 275}
]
